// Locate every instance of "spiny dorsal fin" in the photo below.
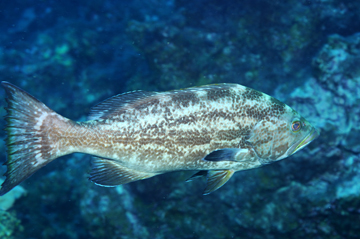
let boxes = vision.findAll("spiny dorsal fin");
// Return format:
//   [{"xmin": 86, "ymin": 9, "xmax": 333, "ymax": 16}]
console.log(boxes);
[
  {"xmin": 87, "ymin": 83, "xmax": 239, "ymax": 121},
  {"xmin": 89, "ymin": 157, "xmax": 156, "ymax": 186},
  {"xmin": 203, "ymin": 170, "xmax": 235, "ymax": 195},
  {"xmin": 87, "ymin": 91, "xmax": 158, "ymax": 120}
]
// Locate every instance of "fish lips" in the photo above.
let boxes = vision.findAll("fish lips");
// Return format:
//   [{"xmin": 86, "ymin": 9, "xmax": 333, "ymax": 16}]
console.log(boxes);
[{"xmin": 287, "ymin": 128, "xmax": 320, "ymax": 156}]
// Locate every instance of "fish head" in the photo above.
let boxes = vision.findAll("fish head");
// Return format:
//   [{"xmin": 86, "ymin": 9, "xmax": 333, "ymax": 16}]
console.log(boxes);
[{"xmin": 246, "ymin": 107, "xmax": 319, "ymax": 165}]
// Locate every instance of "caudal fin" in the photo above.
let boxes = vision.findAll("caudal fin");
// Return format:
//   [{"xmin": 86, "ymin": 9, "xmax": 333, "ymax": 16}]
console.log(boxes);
[{"xmin": 0, "ymin": 82, "xmax": 67, "ymax": 196}]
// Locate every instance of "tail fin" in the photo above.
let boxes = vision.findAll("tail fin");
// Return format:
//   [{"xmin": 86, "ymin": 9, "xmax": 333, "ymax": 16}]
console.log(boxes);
[{"xmin": 0, "ymin": 82, "xmax": 67, "ymax": 196}]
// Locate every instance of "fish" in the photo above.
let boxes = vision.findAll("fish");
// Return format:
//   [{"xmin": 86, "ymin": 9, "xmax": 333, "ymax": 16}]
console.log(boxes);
[{"xmin": 0, "ymin": 81, "xmax": 319, "ymax": 196}]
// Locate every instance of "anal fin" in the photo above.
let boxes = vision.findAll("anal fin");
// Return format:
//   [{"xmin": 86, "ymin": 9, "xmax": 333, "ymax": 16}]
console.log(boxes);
[
  {"xmin": 203, "ymin": 170, "xmax": 235, "ymax": 195},
  {"xmin": 89, "ymin": 157, "xmax": 156, "ymax": 187}
]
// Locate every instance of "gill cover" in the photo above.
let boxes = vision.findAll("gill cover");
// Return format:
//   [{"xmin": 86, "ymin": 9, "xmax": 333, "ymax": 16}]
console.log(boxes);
[{"xmin": 245, "ymin": 118, "xmax": 289, "ymax": 164}]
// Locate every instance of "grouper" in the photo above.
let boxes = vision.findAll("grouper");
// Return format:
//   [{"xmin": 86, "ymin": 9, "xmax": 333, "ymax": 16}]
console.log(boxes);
[{"xmin": 0, "ymin": 82, "xmax": 319, "ymax": 196}]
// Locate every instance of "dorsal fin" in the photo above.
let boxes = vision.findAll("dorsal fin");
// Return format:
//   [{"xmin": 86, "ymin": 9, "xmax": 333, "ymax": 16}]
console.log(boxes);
[
  {"xmin": 87, "ymin": 90, "xmax": 157, "ymax": 120},
  {"xmin": 87, "ymin": 83, "xmax": 239, "ymax": 121}
]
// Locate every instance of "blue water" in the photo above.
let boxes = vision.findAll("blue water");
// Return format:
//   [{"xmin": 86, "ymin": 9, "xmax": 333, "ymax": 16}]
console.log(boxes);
[{"xmin": 0, "ymin": 0, "xmax": 359, "ymax": 238}]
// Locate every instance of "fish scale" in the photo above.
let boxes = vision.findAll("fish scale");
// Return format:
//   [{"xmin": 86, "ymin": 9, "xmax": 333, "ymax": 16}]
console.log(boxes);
[{"xmin": 0, "ymin": 82, "xmax": 319, "ymax": 196}]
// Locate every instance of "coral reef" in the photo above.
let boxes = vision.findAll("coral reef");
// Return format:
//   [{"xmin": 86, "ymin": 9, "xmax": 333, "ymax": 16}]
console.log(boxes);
[
  {"xmin": 0, "ymin": 210, "xmax": 23, "ymax": 239},
  {"xmin": 0, "ymin": 178, "xmax": 26, "ymax": 211}
]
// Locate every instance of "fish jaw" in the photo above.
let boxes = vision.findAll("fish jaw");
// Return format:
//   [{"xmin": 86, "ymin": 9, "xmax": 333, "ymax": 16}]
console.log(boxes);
[{"xmin": 286, "ymin": 127, "xmax": 320, "ymax": 156}]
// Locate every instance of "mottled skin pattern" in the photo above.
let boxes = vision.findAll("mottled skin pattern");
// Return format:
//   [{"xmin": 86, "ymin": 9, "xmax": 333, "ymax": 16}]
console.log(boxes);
[
  {"xmin": 48, "ymin": 84, "xmax": 313, "ymax": 173},
  {"xmin": 0, "ymin": 82, "xmax": 319, "ymax": 195}
]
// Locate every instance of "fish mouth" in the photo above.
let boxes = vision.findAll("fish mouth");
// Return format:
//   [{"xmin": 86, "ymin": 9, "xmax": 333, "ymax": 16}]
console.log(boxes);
[{"xmin": 289, "ymin": 128, "xmax": 320, "ymax": 156}]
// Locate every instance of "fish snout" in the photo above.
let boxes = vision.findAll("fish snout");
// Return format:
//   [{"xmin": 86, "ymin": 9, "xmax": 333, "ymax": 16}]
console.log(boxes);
[{"xmin": 292, "ymin": 127, "xmax": 320, "ymax": 155}]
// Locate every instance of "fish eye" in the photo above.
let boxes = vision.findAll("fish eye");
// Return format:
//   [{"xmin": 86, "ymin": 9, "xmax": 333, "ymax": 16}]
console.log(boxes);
[{"xmin": 291, "ymin": 121, "xmax": 301, "ymax": 132}]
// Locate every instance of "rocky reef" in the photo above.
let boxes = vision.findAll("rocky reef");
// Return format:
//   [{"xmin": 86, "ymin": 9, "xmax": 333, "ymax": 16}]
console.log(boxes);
[{"xmin": 0, "ymin": 0, "xmax": 360, "ymax": 238}]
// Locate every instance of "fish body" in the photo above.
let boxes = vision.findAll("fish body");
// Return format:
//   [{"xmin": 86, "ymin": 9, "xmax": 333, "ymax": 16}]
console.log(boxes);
[{"xmin": 0, "ymin": 82, "xmax": 319, "ymax": 195}]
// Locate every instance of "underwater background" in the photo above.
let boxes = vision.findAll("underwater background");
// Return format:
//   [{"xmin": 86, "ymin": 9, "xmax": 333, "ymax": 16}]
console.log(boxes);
[{"xmin": 0, "ymin": 0, "xmax": 360, "ymax": 238}]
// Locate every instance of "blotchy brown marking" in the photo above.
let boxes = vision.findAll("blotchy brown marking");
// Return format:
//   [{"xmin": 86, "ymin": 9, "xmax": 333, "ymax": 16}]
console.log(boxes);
[
  {"xmin": 177, "ymin": 135, "xmax": 212, "ymax": 145},
  {"xmin": 133, "ymin": 98, "xmax": 160, "ymax": 111},
  {"xmin": 207, "ymin": 88, "xmax": 232, "ymax": 101},
  {"xmin": 272, "ymin": 143, "xmax": 289, "ymax": 160},
  {"xmin": 170, "ymin": 92, "xmax": 200, "ymax": 108},
  {"xmin": 245, "ymin": 106, "xmax": 260, "ymax": 118},
  {"xmin": 172, "ymin": 114, "xmax": 198, "ymax": 126},
  {"xmin": 270, "ymin": 97, "xmax": 285, "ymax": 115},
  {"xmin": 242, "ymin": 88, "xmax": 263, "ymax": 101},
  {"xmin": 216, "ymin": 129, "xmax": 242, "ymax": 141}
]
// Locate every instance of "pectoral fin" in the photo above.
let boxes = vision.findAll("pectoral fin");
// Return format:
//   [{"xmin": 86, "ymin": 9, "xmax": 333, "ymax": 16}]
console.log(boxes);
[
  {"xmin": 89, "ymin": 157, "xmax": 156, "ymax": 187},
  {"xmin": 203, "ymin": 148, "xmax": 251, "ymax": 162},
  {"xmin": 203, "ymin": 170, "xmax": 235, "ymax": 195}
]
